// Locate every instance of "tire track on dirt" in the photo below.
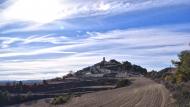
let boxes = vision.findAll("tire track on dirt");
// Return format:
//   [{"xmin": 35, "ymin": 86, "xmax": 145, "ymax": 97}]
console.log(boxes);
[{"xmin": 8, "ymin": 77, "xmax": 176, "ymax": 107}]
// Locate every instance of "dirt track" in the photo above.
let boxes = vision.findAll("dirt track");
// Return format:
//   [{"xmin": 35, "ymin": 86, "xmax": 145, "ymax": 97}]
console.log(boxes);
[{"xmin": 8, "ymin": 77, "xmax": 176, "ymax": 107}]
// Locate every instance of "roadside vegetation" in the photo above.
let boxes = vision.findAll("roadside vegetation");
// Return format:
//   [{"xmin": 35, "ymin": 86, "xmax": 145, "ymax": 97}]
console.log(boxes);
[
  {"xmin": 116, "ymin": 79, "xmax": 131, "ymax": 88},
  {"xmin": 168, "ymin": 50, "xmax": 190, "ymax": 106},
  {"xmin": 147, "ymin": 50, "xmax": 190, "ymax": 107},
  {"xmin": 51, "ymin": 94, "xmax": 72, "ymax": 105},
  {"xmin": 0, "ymin": 90, "xmax": 10, "ymax": 106},
  {"xmin": 0, "ymin": 90, "xmax": 31, "ymax": 106},
  {"xmin": 171, "ymin": 50, "xmax": 190, "ymax": 83}
]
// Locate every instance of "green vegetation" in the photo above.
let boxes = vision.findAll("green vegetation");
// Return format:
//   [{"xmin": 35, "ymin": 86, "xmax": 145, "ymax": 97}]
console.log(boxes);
[
  {"xmin": 76, "ymin": 59, "xmax": 147, "ymax": 76},
  {"xmin": 164, "ymin": 81, "xmax": 190, "ymax": 107},
  {"xmin": 26, "ymin": 91, "xmax": 32, "ymax": 98},
  {"xmin": 146, "ymin": 50, "xmax": 190, "ymax": 106},
  {"xmin": 147, "ymin": 49, "xmax": 190, "ymax": 83},
  {"xmin": 171, "ymin": 50, "xmax": 190, "ymax": 106},
  {"xmin": 51, "ymin": 94, "xmax": 72, "ymax": 105},
  {"xmin": 174, "ymin": 88, "xmax": 190, "ymax": 106},
  {"xmin": 16, "ymin": 81, "xmax": 23, "ymax": 91},
  {"xmin": 43, "ymin": 80, "xmax": 48, "ymax": 85},
  {"xmin": 0, "ymin": 90, "xmax": 10, "ymax": 106},
  {"xmin": 162, "ymin": 50, "xmax": 190, "ymax": 106},
  {"xmin": 0, "ymin": 90, "xmax": 35, "ymax": 106},
  {"xmin": 172, "ymin": 50, "xmax": 190, "ymax": 83},
  {"xmin": 122, "ymin": 61, "xmax": 132, "ymax": 71},
  {"xmin": 116, "ymin": 79, "xmax": 131, "ymax": 88},
  {"xmin": 131, "ymin": 64, "xmax": 147, "ymax": 75},
  {"xmin": 164, "ymin": 75, "xmax": 176, "ymax": 83}
]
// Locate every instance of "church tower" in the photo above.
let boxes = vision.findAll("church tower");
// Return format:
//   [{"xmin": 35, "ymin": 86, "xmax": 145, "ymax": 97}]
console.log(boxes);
[{"xmin": 103, "ymin": 57, "xmax": 106, "ymax": 62}]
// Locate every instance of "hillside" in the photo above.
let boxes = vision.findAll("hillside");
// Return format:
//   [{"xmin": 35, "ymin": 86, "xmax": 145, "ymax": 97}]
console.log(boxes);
[
  {"xmin": 8, "ymin": 77, "xmax": 176, "ymax": 107},
  {"xmin": 0, "ymin": 58, "xmax": 149, "ymax": 106},
  {"xmin": 75, "ymin": 57, "xmax": 147, "ymax": 77},
  {"xmin": 3, "ymin": 57, "xmax": 187, "ymax": 107}
]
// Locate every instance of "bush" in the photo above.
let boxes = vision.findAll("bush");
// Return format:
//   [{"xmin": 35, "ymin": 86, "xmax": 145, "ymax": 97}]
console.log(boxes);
[
  {"xmin": 173, "ymin": 88, "xmax": 190, "ymax": 106},
  {"xmin": 51, "ymin": 94, "xmax": 71, "ymax": 105},
  {"xmin": 172, "ymin": 50, "xmax": 190, "ymax": 83},
  {"xmin": 116, "ymin": 79, "xmax": 131, "ymax": 88},
  {"xmin": 25, "ymin": 91, "xmax": 32, "ymax": 99},
  {"xmin": 163, "ymin": 81, "xmax": 190, "ymax": 106},
  {"xmin": 164, "ymin": 75, "xmax": 176, "ymax": 83},
  {"xmin": 0, "ymin": 90, "xmax": 10, "ymax": 106}
]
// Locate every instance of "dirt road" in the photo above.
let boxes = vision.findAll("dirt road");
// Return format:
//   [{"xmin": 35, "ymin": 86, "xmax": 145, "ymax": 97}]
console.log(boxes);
[
  {"xmin": 63, "ymin": 77, "xmax": 175, "ymax": 107},
  {"xmin": 8, "ymin": 77, "xmax": 176, "ymax": 107}
]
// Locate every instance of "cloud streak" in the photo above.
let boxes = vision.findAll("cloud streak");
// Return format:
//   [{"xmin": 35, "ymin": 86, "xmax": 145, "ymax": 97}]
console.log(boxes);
[
  {"xmin": 0, "ymin": 0, "xmax": 190, "ymax": 80},
  {"xmin": 0, "ymin": 25, "xmax": 190, "ymax": 80},
  {"xmin": 0, "ymin": 35, "xmax": 69, "ymax": 48},
  {"xmin": 0, "ymin": 0, "xmax": 189, "ymax": 27}
]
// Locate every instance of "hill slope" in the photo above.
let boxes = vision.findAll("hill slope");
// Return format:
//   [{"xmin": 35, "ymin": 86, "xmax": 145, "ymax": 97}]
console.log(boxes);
[
  {"xmin": 9, "ymin": 77, "xmax": 176, "ymax": 107},
  {"xmin": 75, "ymin": 58, "xmax": 147, "ymax": 77}
]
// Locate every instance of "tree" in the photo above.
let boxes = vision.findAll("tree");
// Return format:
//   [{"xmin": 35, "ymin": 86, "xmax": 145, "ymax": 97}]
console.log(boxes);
[
  {"xmin": 109, "ymin": 59, "xmax": 121, "ymax": 64},
  {"xmin": 0, "ymin": 90, "xmax": 10, "ymax": 105},
  {"xmin": 16, "ymin": 81, "xmax": 23, "ymax": 92},
  {"xmin": 18, "ymin": 81, "xmax": 23, "ymax": 86},
  {"xmin": 5, "ymin": 82, "xmax": 10, "ymax": 87},
  {"xmin": 173, "ymin": 50, "xmax": 190, "ymax": 82},
  {"xmin": 122, "ymin": 61, "xmax": 132, "ymax": 71},
  {"xmin": 131, "ymin": 65, "xmax": 147, "ymax": 75},
  {"xmin": 43, "ymin": 80, "xmax": 48, "ymax": 85}
]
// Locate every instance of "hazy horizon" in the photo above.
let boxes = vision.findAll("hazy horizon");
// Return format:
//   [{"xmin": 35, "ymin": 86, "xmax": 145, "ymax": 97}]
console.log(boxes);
[{"xmin": 0, "ymin": 0, "xmax": 190, "ymax": 80}]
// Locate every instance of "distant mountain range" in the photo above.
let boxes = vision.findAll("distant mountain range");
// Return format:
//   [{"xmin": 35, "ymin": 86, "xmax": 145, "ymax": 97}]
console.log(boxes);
[{"xmin": 0, "ymin": 80, "xmax": 42, "ymax": 85}]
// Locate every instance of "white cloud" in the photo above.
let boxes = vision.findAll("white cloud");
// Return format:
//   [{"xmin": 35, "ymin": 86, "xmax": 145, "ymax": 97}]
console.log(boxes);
[
  {"xmin": 0, "ymin": 0, "xmax": 189, "ymax": 25},
  {"xmin": 0, "ymin": 55, "xmax": 101, "ymax": 80},
  {"xmin": 0, "ymin": 35, "xmax": 68, "ymax": 48},
  {"xmin": 98, "ymin": 1, "xmax": 111, "ymax": 11},
  {"xmin": 22, "ymin": 35, "xmax": 68, "ymax": 44},
  {"xmin": 0, "ymin": 0, "xmax": 189, "ymax": 34},
  {"xmin": 0, "ymin": 37, "xmax": 21, "ymax": 48},
  {"xmin": 1, "ymin": 0, "xmax": 64, "ymax": 24},
  {"xmin": 0, "ymin": 26, "xmax": 190, "ymax": 80},
  {"xmin": 0, "ymin": 0, "xmax": 190, "ymax": 80}
]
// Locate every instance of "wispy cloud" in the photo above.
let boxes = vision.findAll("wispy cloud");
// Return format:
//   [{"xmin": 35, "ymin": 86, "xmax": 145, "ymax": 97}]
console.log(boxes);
[
  {"xmin": 0, "ymin": 35, "xmax": 68, "ymax": 48},
  {"xmin": 0, "ymin": 37, "xmax": 21, "ymax": 48},
  {"xmin": 0, "ymin": 25, "xmax": 190, "ymax": 80},
  {"xmin": 0, "ymin": 0, "xmax": 190, "ymax": 80},
  {"xmin": 0, "ymin": 0, "xmax": 189, "ymax": 28}
]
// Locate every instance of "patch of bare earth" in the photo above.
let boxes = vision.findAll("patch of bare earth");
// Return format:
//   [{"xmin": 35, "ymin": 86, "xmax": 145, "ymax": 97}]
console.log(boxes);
[{"xmin": 8, "ymin": 77, "xmax": 176, "ymax": 107}]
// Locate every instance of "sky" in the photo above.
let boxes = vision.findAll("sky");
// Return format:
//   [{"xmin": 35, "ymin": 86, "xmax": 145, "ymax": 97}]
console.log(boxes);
[{"xmin": 0, "ymin": 0, "xmax": 190, "ymax": 80}]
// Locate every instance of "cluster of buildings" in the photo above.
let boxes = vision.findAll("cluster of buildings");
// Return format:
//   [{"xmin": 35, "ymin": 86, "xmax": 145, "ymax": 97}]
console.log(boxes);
[{"xmin": 80, "ymin": 57, "xmax": 142, "ymax": 78}]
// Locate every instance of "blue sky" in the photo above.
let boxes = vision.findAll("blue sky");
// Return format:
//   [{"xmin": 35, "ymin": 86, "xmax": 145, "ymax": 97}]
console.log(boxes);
[{"xmin": 0, "ymin": 0, "xmax": 190, "ymax": 80}]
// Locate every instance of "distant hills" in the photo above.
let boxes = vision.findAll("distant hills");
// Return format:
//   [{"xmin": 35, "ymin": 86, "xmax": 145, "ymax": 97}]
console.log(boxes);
[
  {"xmin": 147, "ymin": 67, "xmax": 176, "ymax": 81},
  {"xmin": 0, "ymin": 80, "xmax": 42, "ymax": 85}
]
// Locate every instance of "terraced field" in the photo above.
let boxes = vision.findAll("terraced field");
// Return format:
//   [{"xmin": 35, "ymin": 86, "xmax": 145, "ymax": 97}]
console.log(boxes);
[{"xmin": 8, "ymin": 77, "xmax": 176, "ymax": 107}]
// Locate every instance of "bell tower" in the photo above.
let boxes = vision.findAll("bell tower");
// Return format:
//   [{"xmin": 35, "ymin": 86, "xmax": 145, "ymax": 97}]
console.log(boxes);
[{"xmin": 103, "ymin": 57, "xmax": 105, "ymax": 62}]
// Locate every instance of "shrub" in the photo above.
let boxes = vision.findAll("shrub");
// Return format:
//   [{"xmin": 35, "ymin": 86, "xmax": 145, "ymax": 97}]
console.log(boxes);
[
  {"xmin": 0, "ymin": 90, "xmax": 10, "ymax": 106},
  {"xmin": 163, "ymin": 81, "xmax": 190, "ymax": 106},
  {"xmin": 172, "ymin": 50, "xmax": 190, "ymax": 82},
  {"xmin": 43, "ymin": 80, "xmax": 48, "ymax": 85},
  {"xmin": 173, "ymin": 88, "xmax": 190, "ymax": 106},
  {"xmin": 164, "ymin": 75, "xmax": 176, "ymax": 83},
  {"xmin": 25, "ymin": 91, "xmax": 32, "ymax": 98},
  {"xmin": 116, "ymin": 79, "xmax": 131, "ymax": 88},
  {"xmin": 51, "ymin": 94, "xmax": 71, "ymax": 105}
]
